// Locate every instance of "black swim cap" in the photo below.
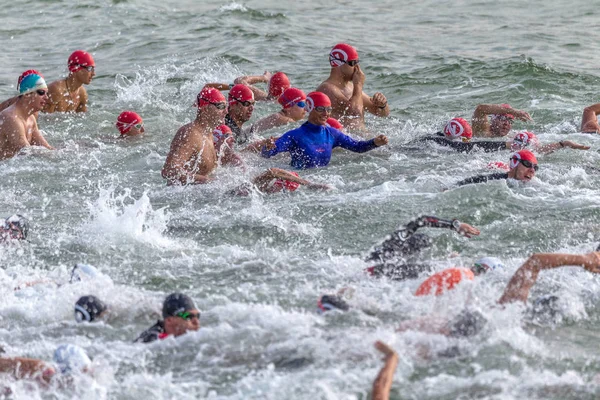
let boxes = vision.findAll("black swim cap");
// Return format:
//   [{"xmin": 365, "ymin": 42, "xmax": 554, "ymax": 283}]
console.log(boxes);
[
  {"xmin": 162, "ymin": 293, "xmax": 196, "ymax": 318},
  {"xmin": 74, "ymin": 295, "xmax": 107, "ymax": 322},
  {"xmin": 317, "ymin": 295, "xmax": 350, "ymax": 313},
  {"xmin": 3, "ymin": 214, "xmax": 29, "ymax": 240},
  {"xmin": 448, "ymin": 310, "xmax": 487, "ymax": 338}
]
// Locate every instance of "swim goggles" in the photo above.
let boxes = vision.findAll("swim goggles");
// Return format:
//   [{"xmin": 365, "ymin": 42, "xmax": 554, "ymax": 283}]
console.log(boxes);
[{"xmin": 176, "ymin": 311, "xmax": 200, "ymax": 321}]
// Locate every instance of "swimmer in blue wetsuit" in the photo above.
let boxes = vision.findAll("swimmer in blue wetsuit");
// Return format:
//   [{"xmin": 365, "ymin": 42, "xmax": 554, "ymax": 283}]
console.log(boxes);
[{"xmin": 260, "ymin": 91, "xmax": 388, "ymax": 169}]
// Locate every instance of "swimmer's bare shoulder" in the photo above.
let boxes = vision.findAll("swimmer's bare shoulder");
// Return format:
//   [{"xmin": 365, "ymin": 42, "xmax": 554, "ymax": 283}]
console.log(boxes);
[
  {"xmin": 75, "ymin": 86, "xmax": 88, "ymax": 112},
  {"xmin": 43, "ymin": 80, "xmax": 67, "ymax": 113}
]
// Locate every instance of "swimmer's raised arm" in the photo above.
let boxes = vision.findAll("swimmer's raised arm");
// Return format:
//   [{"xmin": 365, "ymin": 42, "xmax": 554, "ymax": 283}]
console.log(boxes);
[
  {"xmin": 498, "ymin": 252, "xmax": 600, "ymax": 304},
  {"xmin": 234, "ymin": 72, "xmax": 270, "ymax": 100},
  {"xmin": 203, "ymin": 83, "xmax": 232, "ymax": 91},
  {"xmin": 581, "ymin": 103, "xmax": 600, "ymax": 133},
  {"xmin": 319, "ymin": 67, "xmax": 364, "ymax": 118},
  {"xmin": 372, "ymin": 341, "xmax": 399, "ymax": 400},
  {"xmin": 472, "ymin": 104, "xmax": 532, "ymax": 136}
]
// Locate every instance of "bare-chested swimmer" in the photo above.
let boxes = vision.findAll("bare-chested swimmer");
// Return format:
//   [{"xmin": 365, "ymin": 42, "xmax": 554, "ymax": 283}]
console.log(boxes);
[
  {"xmin": 0, "ymin": 72, "xmax": 53, "ymax": 160},
  {"xmin": 316, "ymin": 43, "xmax": 390, "ymax": 131},
  {"xmin": 43, "ymin": 50, "xmax": 96, "ymax": 113},
  {"xmin": 162, "ymin": 87, "xmax": 227, "ymax": 185}
]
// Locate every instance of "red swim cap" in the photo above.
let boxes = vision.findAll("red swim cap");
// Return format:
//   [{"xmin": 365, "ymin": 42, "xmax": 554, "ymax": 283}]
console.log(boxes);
[
  {"xmin": 228, "ymin": 84, "xmax": 254, "ymax": 105},
  {"xmin": 326, "ymin": 117, "xmax": 344, "ymax": 130},
  {"xmin": 68, "ymin": 50, "xmax": 95, "ymax": 73},
  {"xmin": 492, "ymin": 103, "xmax": 515, "ymax": 120},
  {"xmin": 213, "ymin": 124, "xmax": 233, "ymax": 145},
  {"xmin": 512, "ymin": 131, "xmax": 538, "ymax": 150},
  {"xmin": 509, "ymin": 149, "xmax": 538, "ymax": 169},
  {"xmin": 268, "ymin": 72, "xmax": 291, "ymax": 98},
  {"xmin": 306, "ymin": 92, "xmax": 331, "ymax": 112},
  {"xmin": 415, "ymin": 268, "xmax": 474, "ymax": 296},
  {"xmin": 443, "ymin": 117, "xmax": 472, "ymax": 142},
  {"xmin": 273, "ymin": 171, "xmax": 300, "ymax": 192},
  {"xmin": 278, "ymin": 87, "xmax": 306, "ymax": 109},
  {"xmin": 197, "ymin": 87, "xmax": 226, "ymax": 108},
  {"xmin": 17, "ymin": 70, "xmax": 43, "ymax": 89},
  {"xmin": 116, "ymin": 111, "xmax": 143, "ymax": 134},
  {"xmin": 329, "ymin": 43, "xmax": 359, "ymax": 67}
]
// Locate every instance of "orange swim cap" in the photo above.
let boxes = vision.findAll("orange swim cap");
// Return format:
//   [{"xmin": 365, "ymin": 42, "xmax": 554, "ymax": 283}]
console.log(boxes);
[{"xmin": 415, "ymin": 267, "xmax": 474, "ymax": 297}]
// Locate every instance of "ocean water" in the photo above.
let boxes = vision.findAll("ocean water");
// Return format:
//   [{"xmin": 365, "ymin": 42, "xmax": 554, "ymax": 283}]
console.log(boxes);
[{"xmin": 1, "ymin": 0, "xmax": 600, "ymax": 398}]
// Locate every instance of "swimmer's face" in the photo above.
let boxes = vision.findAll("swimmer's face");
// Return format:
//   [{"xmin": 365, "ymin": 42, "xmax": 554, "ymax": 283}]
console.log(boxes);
[
  {"xmin": 26, "ymin": 89, "xmax": 48, "ymax": 111},
  {"xmin": 490, "ymin": 116, "xmax": 513, "ymax": 137},
  {"xmin": 164, "ymin": 308, "xmax": 200, "ymax": 337},
  {"xmin": 126, "ymin": 122, "xmax": 145, "ymax": 137},
  {"xmin": 289, "ymin": 103, "xmax": 307, "ymax": 121},
  {"xmin": 75, "ymin": 65, "xmax": 95, "ymax": 84},
  {"xmin": 341, "ymin": 62, "xmax": 356, "ymax": 80},
  {"xmin": 229, "ymin": 101, "xmax": 254, "ymax": 122},
  {"xmin": 513, "ymin": 160, "xmax": 536, "ymax": 181},
  {"xmin": 308, "ymin": 107, "xmax": 331, "ymax": 126},
  {"xmin": 200, "ymin": 102, "xmax": 227, "ymax": 125}
]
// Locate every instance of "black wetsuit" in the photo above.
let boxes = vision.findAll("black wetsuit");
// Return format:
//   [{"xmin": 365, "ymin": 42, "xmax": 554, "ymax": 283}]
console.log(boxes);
[
  {"xmin": 366, "ymin": 216, "xmax": 458, "ymax": 280},
  {"xmin": 225, "ymin": 114, "xmax": 249, "ymax": 145},
  {"xmin": 134, "ymin": 320, "xmax": 167, "ymax": 343},
  {"xmin": 456, "ymin": 173, "xmax": 508, "ymax": 187},
  {"xmin": 421, "ymin": 132, "xmax": 507, "ymax": 153}
]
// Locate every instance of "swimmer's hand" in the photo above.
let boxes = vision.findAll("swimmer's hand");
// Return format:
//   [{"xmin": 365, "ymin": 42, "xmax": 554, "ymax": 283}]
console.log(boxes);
[
  {"xmin": 513, "ymin": 109, "xmax": 533, "ymax": 122},
  {"xmin": 582, "ymin": 252, "xmax": 600, "ymax": 273},
  {"xmin": 374, "ymin": 341, "xmax": 398, "ymax": 360},
  {"xmin": 371, "ymin": 93, "xmax": 388, "ymax": 108},
  {"xmin": 562, "ymin": 140, "xmax": 590, "ymax": 150},
  {"xmin": 263, "ymin": 71, "xmax": 272, "ymax": 82},
  {"xmin": 374, "ymin": 135, "xmax": 388, "ymax": 147},
  {"xmin": 457, "ymin": 223, "xmax": 480, "ymax": 238},
  {"xmin": 263, "ymin": 137, "xmax": 277, "ymax": 151},
  {"xmin": 353, "ymin": 65, "xmax": 366, "ymax": 86}
]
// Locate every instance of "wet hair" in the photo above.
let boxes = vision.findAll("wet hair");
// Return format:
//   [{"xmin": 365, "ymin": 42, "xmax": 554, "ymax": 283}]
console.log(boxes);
[{"xmin": 448, "ymin": 310, "xmax": 487, "ymax": 338}]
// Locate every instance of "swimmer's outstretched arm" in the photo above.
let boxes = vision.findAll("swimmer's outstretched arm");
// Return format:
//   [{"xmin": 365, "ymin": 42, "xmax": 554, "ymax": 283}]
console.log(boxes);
[
  {"xmin": 581, "ymin": 103, "xmax": 600, "ymax": 133},
  {"xmin": 498, "ymin": 252, "xmax": 600, "ymax": 304},
  {"xmin": 536, "ymin": 140, "xmax": 590, "ymax": 155},
  {"xmin": 242, "ymin": 136, "xmax": 278, "ymax": 153},
  {"xmin": 252, "ymin": 168, "xmax": 332, "ymax": 191},
  {"xmin": 0, "ymin": 357, "xmax": 55, "ymax": 384},
  {"xmin": 367, "ymin": 216, "xmax": 479, "ymax": 262},
  {"xmin": 372, "ymin": 341, "xmax": 399, "ymax": 400}
]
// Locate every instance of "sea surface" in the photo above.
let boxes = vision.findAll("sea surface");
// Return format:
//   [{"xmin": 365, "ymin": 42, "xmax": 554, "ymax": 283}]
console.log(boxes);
[{"xmin": 1, "ymin": 0, "xmax": 600, "ymax": 398}]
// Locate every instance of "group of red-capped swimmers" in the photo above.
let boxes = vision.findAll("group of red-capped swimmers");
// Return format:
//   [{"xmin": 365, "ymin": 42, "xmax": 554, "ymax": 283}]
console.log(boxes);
[{"xmin": 3, "ymin": 43, "xmax": 600, "ymax": 399}]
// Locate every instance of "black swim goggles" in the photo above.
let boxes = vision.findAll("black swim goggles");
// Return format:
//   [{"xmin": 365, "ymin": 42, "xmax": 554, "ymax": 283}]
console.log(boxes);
[
  {"xmin": 230, "ymin": 96, "xmax": 255, "ymax": 107},
  {"xmin": 329, "ymin": 55, "xmax": 360, "ymax": 67},
  {"xmin": 200, "ymin": 98, "xmax": 227, "ymax": 109},
  {"xmin": 518, "ymin": 159, "xmax": 538, "ymax": 171}
]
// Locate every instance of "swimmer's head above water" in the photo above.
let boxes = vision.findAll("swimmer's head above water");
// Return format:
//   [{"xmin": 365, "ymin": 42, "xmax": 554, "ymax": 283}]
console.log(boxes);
[
  {"xmin": 509, "ymin": 149, "xmax": 538, "ymax": 182},
  {"xmin": 2, "ymin": 214, "xmax": 30, "ymax": 240},
  {"xmin": 443, "ymin": 117, "xmax": 472, "ymax": 142},
  {"xmin": 306, "ymin": 92, "xmax": 332, "ymax": 126}
]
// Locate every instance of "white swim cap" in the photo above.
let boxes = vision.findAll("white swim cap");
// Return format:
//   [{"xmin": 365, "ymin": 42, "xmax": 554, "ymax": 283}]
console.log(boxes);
[
  {"xmin": 53, "ymin": 344, "xmax": 91, "ymax": 375},
  {"xmin": 473, "ymin": 257, "xmax": 504, "ymax": 273},
  {"xmin": 70, "ymin": 264, "xmax": 99, "ymax": 283}
]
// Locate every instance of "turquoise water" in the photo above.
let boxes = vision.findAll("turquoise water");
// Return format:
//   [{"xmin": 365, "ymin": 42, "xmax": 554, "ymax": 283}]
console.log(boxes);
[{"xmin": 1, "ymin": 0, "xmax": 600, "ymax": 398}]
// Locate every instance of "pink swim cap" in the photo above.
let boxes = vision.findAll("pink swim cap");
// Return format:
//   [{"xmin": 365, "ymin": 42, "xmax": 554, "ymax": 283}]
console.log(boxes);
[
  {"xmin": 305, "ymin": 92, "xmax": 331, "ymax": 112},
  {"xmin": 443, "ymin": 117, "xmax": 472, "ymax": 142},
  {"xmin": 329, "ymin": 43, "xmax": 359, "ymax": 67},
  {"xmin": 116, "ymin": 111, "xmax": 143, "ymax": 135},
  {"xmin": 68, "ymin": 50, "xmax": 95, "ymax": 73},
  {"xmin": 268, "ymin": 72, "xmax": 291, "ymax": 98}
]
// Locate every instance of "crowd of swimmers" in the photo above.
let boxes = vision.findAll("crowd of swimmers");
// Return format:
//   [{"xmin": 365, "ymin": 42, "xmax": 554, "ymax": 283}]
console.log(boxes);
[{"xmin": 2, "ymin": 43, "xmax": 600, "ymax": 397}]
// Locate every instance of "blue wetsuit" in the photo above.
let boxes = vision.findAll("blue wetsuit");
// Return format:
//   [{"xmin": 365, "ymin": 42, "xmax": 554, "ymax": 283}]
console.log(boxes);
[{"xmin": 261, "ymin": 122, "xmax": 378, "ymax": 169}]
